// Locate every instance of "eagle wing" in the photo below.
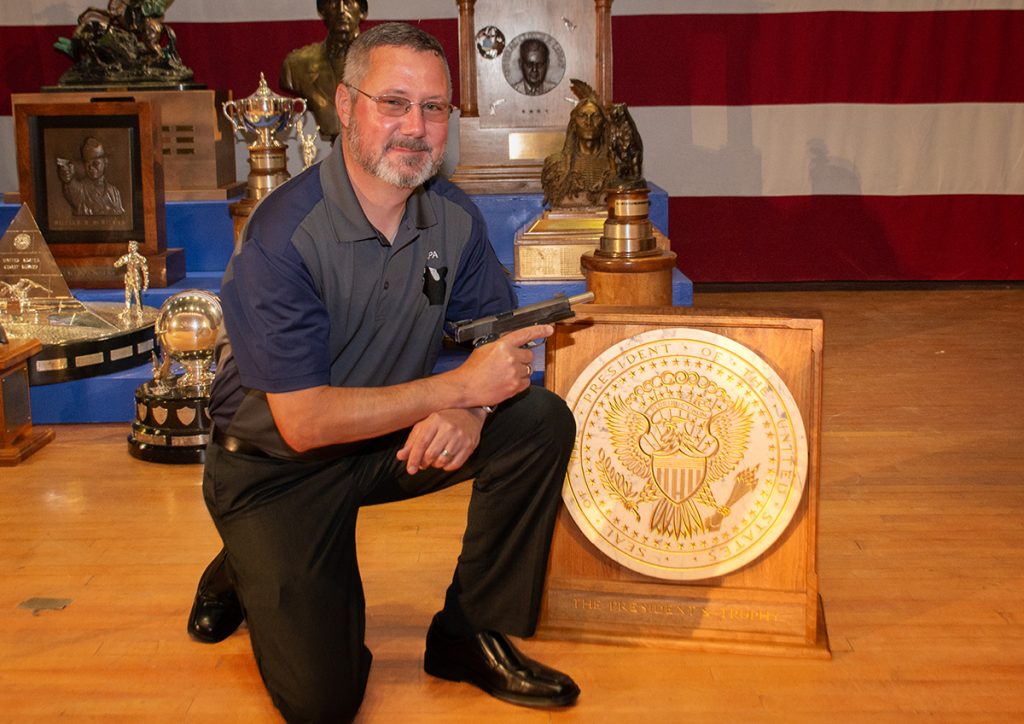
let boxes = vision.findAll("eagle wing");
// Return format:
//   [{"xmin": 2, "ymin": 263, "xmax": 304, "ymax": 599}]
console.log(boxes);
[
  {"xmin": 705, "ymin": 397, "xmax": 754, "ymax": 483},
  {"xmin": 605, "ymin": 395, "xmax": 651, "ymax": 479}
]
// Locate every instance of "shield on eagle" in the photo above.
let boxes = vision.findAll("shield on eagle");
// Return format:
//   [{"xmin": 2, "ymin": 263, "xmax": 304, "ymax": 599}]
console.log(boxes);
[{"xmin": 651, "ymin": 452, "xmax": 707, "ymax": 504}]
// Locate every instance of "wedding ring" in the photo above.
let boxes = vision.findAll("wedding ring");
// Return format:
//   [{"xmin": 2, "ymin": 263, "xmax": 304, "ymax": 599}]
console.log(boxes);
[{"xmin": 439, "ymin": 449, "xmax": 451, "ymax": 458}]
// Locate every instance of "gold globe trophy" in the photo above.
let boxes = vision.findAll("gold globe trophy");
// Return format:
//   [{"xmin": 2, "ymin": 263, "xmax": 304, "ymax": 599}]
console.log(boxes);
[
  {"xmin": 128, "ymin": 290, "xmax": 224, "ymax": 464},
  {"xmin": 223, "ymin": 74, "xmax": 307, "ymax": 245}
]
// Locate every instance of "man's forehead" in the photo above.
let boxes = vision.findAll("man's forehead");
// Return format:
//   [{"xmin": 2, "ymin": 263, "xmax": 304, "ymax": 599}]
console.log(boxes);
[{"xmin": 363, "ymin": 46, "xmax": 449, "ymax": 93}]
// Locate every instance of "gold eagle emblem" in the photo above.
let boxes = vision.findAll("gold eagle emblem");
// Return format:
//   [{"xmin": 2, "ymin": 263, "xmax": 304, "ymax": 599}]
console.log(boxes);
[{"xmin": 604, "ymin": 371, "xmax": 755, "ymax": 539}]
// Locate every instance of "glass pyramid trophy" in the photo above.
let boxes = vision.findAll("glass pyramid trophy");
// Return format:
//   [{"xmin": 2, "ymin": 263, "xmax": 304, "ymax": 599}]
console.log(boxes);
[{"xmin": 0, "ymin": 205, "xmax": 158, "ymax": 384}]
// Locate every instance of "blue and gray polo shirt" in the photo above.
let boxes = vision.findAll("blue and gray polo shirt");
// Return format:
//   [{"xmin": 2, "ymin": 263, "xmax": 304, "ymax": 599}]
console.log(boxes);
[{"xmin": 209, "ymin": 142, "xmax": 516, "ymax": 457}]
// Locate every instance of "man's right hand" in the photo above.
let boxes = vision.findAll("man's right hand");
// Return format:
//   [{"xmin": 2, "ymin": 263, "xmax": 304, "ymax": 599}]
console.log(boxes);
[{"xmin": 455, "ymin": 324, "xmax": 553, "ymax": 409}]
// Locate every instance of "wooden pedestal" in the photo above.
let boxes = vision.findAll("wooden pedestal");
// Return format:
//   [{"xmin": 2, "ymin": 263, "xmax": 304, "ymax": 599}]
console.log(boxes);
[
  {"xmin": 513, "ymin": 209, "xmax": 671, "ymax": 281},
  {"xmin": 581, "ymin": 250, "xmax": 676, "ymax": 305},
  {"xmin": 57, "ymin": 248, "xmax": 185, "ymax": 289},
  {"xmin": 229, "ymin": 197, "xmax": 256, "ymax": 249},
  {"xmin": 539, "ymin": 307, "xmax": 829, "ymax": 657},
  {"xmin": 0, "ymin": 339, "xmax": 55, "ymax": 466}
]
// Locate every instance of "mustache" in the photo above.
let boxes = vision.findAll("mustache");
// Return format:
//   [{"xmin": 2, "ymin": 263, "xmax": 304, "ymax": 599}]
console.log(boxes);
[{"xmin": 386, "ymin": 137, "xmax": 432, "ymax": 153}]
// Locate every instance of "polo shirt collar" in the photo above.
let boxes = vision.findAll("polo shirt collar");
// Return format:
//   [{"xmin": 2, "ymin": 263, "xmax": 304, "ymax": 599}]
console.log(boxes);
[{"xmin": 320, "ymin": 137, "xmax": 439, "ymax": 244}]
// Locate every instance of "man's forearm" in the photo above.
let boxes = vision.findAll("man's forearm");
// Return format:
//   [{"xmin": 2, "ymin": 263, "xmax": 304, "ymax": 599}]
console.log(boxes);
[
  {"xmin": 266, "ymin": 323, "xmax": 549, "ymax": 453},
  {"xmin": 267, "ymin": 372, "xmax": 470, "ymax": 452}
]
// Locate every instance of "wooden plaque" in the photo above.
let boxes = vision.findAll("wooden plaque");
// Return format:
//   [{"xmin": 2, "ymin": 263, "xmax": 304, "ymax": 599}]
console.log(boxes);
[
  {"xmin": 14, "ymin": 90, "xmax": 242, "ymax": 201},
  {"xmin": 450, "ymin": 0, "xmax": 613, "ymax": 194},
  {"xmin": 539, "ymin": 306, "xmax": 829, "ymax": 657},
  {"xmin": 13, "ymin": 100, "xmax": 183, "ymax": 288}
]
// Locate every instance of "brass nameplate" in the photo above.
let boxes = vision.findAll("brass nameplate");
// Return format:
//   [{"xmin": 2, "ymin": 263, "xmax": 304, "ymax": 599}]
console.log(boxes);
[
  {"xmin": 543, "ymin": 586, "xmax": 808, "ymax": 638},
  {"xmin": 508, "ymin": 131, "xmax": 565, "ymax": 160},
  {"xmin": 515, "ymin": 243, "xmax": 597, "ymax": 281}
]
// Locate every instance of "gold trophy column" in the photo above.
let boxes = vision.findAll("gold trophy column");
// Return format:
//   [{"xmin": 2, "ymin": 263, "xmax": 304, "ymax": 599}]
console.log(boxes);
[{"xmin": 581, "ymin": 185, "xmax": 676, "ymax": 305}]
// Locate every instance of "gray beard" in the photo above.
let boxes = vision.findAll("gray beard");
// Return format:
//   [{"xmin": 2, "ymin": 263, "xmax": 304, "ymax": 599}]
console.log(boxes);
[{"xmin": 347, "ymin": 114, "xmax": 444, "ymax": 189}]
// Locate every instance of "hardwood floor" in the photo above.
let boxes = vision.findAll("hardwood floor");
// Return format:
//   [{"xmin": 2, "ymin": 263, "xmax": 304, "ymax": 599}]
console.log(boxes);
[{"xmin": 2, "ymin": 284, "xmax": 1022, "ymax": 722}]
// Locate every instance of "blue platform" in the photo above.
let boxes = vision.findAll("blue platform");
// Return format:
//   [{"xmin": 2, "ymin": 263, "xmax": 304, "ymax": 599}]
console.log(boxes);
[{"xmin": 2, "ymin": 185, "xmax": 692, "ymax": 423}]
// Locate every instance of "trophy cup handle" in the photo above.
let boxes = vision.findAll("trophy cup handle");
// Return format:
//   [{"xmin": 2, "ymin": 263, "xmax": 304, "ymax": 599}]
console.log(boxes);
[
  {"xmin": 288, "ymin": 97, "xmax": 307, "ymax": 133},
  {"xmin": 221, "ymin": 99, "xmax": 244, "ymax": 138}
]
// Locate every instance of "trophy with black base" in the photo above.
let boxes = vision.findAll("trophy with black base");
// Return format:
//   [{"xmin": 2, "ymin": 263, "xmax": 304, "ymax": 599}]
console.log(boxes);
[{"xmin": 128, "ymin": 290, "xmax": 222, "ymax": 464}]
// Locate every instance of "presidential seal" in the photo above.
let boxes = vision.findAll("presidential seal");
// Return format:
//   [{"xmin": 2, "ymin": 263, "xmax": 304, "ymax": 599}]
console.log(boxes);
[{"xmin": 562, "ymin": 328, "xmax": 808, "ymax": 580}]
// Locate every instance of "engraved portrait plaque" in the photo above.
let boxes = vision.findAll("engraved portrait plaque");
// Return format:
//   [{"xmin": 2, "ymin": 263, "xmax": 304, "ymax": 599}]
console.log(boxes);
[
  {"xmin": 562, "ymin": 328, "xmax": 808, "ymax": 580},
  {"xmin": 450, "ymin": 0, "xmax": 614, "ymax": 194}
]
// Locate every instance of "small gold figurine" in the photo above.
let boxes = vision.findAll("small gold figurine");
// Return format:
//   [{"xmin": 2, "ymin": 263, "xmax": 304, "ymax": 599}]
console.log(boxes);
[{"xmin": 114, "ymin": 240, "xmax": 149, "ymax": 321}]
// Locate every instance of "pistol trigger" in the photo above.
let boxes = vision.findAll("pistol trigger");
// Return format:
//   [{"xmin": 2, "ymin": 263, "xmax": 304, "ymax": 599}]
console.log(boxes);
[{"xmin": 523, "ymin": 339, "xmax": 541, "ymax": 349}]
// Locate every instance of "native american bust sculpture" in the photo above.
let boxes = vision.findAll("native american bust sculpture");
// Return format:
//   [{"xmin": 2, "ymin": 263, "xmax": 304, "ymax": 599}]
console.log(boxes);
[{"xmin": 541, "ymin": 79, "xmax": 645, "ymax": 209}]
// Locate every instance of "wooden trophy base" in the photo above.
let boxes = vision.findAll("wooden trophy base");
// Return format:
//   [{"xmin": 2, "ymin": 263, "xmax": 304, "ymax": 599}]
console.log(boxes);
[
  {"xmin": 514, "ymin": 209, "xmax": 671, "ymax": 281},
  {"xmin": 449, "ymin": 119, "xmax": 564, "ymax": 195},
  {"xmin": 539, "ymin": 307, "xmax": 829, "ymax": 658},
  {"xmin": 229, "ymin": 197, "xmax": 257, "ymax": 247},
  {"xmin": 581, "ymin": 250, "xmax": 677, "ymax": 306},
  {"xmin": 1, "ymin": 339, "xmax": 55, "ymax": 466},
  {"xmin": 0, "ymin": 427, "xmax": 55, "ymax": 467},
  {"xmin": 55, "ymin": 248, "xmax": 185, "ymax": 289}
]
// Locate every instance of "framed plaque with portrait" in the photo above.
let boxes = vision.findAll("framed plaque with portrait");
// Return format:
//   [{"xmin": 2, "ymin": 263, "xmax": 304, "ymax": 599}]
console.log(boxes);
[
  {"xmin": 14, "ymin": 100, "xmax": 182, "ymax": 288},
  {"xmin": 450, "ymin": 0, "xmax": 613, "ymax": 194}
]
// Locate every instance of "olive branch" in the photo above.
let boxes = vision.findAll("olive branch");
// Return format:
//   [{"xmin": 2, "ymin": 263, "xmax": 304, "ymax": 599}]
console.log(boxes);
[{"xmin": 595, "ymin": 449, "xmax": 660, "ymax": 522}]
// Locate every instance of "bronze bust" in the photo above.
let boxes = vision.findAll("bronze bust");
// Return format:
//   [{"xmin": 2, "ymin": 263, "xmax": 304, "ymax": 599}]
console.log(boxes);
[
  {"xmin": 280, "ymin": 0, "xmax": 367, "ymax": 141},
  {"xmin": 541, "ymin": 80, "xmax": 645, "ymax": 208}
]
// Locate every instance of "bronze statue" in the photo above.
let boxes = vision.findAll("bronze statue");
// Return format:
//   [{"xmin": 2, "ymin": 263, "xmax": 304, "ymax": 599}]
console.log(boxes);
[
  {"xmin": 541, "ymin": 80, "xmax": 645, "ymax": 208},
  {"xmin": 54, "ymin": 0, "xmax": 193, "ymax": 87},
  {"xmin": 607, "ymin": 102, "xmax": 644, "ymax": 187},
  {"xmin": 280, "ymin": 0, "xmax": 367, "ymax": 141}
]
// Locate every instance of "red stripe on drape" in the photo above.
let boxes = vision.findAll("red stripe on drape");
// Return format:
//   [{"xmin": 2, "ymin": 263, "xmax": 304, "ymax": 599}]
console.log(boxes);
[
  {"xmin": 613, "ymin": 11, "xmax": 1024, "ymax": 106},
  {"xmin": 7, "ymin": 11, "xmax": 1024, "ymax": 115},
  {"xmin": 670, "ymin": 195, "xmax": 1024, "ymax": 282},
  {"xmin": 0, "ymin": 19, "xmax": 460, "ymax": 116}
]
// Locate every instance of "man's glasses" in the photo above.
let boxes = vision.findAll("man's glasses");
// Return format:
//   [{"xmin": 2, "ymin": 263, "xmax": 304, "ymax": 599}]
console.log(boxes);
[{"xmin": 348, "ymin": 86, "xmax": 454, "ymax": 123}]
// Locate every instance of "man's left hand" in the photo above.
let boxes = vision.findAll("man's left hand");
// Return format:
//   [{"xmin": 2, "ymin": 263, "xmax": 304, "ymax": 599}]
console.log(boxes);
[{"xmin": 396, "ymin": 407, "xmax": 487, "ymax": 475}]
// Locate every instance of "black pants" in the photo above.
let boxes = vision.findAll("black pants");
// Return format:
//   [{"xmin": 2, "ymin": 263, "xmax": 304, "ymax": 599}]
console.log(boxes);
[{"xmin": 202, "ymin": 386, "xmax": 574, "ymax": 723}]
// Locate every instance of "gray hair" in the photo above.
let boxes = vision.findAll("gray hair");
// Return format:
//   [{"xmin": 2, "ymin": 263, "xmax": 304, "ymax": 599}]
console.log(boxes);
[{"xmin": 342, "ymin": 22, "xmax": 451, "ymax": 97}]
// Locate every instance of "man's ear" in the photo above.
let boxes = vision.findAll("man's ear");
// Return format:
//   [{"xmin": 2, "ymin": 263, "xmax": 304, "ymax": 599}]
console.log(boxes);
[{"xmin": 335, "ymin": 83, "xmax": 352, "ymax": 129}]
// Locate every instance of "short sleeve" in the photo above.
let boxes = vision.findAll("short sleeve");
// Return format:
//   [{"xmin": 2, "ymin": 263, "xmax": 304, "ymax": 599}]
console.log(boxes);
[{"xmin": 218, "ymin": 233, "xmax": 332, "ymax": 393}]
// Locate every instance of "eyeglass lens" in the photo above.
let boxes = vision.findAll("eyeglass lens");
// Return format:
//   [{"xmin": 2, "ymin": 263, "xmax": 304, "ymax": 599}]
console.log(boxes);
[{"xmin": 373, "ymin": 95, "xmax": 450, "ymax": 122}]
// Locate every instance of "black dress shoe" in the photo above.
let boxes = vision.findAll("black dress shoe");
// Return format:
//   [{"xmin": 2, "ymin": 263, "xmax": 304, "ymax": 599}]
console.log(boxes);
[
  {"xmin": 188, "ymin": 589, "xmax": 244, "ymax": 643},
  {"xmin": 187, "ymin": 551, "xmax": 244, "ymax": 643},
  {"xmin": 423, "ymin": 619, "xmax": 580, "ymax": 708}
]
